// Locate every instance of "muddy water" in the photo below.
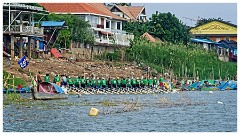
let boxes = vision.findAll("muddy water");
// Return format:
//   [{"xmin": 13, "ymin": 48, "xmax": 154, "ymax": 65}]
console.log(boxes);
[{"xmin": 3, "ymin": 91, "xmax": 237, "ymax": 132}]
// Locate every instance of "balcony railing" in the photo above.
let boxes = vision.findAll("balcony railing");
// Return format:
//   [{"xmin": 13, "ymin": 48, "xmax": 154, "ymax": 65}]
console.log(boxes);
[
  {"xmin": 3, "ymin": 25, "xmax": 44, "ymax": 35},
  {"xmin": 95, "ymin": 37, "xmax": 131, "ymax": 46}
]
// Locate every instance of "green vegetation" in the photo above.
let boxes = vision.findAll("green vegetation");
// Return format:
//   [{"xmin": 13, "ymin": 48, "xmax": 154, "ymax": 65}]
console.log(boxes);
[
  {"xmin": 97, "ymin": 38, "xmax": 237, "ymax": 80},
  {"xmin": 47, "ymin": 13, "xmax": 94, "ymax": 49},
  {"xmin": 123, "ymin": 12, "xmax": 189, "ymax": 43},
  {"xmin": 3, "ymin": 70, "xmax": 28, "ymax": 89},
  {"xmin": 3, "ymin": 93, "xmax": 31, "ymax": 105}
]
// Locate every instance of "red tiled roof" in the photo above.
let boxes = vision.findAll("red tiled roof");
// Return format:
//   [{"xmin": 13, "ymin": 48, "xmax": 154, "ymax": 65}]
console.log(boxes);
[
  {"xmin": 126, "ymin": 6, "xmax": 144, "ymax": 19},
  {"xmin": 88, "ymin": 3, "xmax": 126, "ymax": 20},
  {"xmin": 116, "ymin": 6, "xmax": 135, "ymax": 20},
  {"xmin": 109, "ymin": 5, "xmax": 144, "ymax": 20},
  {"xmin": 39, "ymin": 3, "xmax": 109, "ymax": 17},
  {"xmin": 141, "ymin": 32, "xmax": 156, "ymax": 42}
]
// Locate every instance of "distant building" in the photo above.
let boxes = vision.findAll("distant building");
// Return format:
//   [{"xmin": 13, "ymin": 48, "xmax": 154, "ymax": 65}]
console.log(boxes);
[
  {"xmin": 109, "ymin": 4, "xmax": 147, "ymax": 22},
  {"xmin": 190, "ymin": 38, "xmax": 218, "ymax": 50},
  {"xmin": 189, "ymin": 20, "xmax": 237, "ymax": 42},
  {"xmin": 190, "ymin": 38, "xmax": 237, "ymax": 62},
  {"xmin": 218, "ymin": 40, "xmax": 237, "ymax": 62}
]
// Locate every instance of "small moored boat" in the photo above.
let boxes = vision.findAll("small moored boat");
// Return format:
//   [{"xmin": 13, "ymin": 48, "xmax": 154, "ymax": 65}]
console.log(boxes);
[{"xmin": 31, "ymin": 82, "xmax": 68, "ymax": 100}]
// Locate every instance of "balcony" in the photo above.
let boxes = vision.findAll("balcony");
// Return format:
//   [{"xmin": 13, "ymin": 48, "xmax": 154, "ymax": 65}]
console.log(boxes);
[
  {"xmin": 97, "ymin": 24, "xmax": 104, "ymax": 29},
  {"xmin": 3, "ymin": 25, "xmax": 44, "ymax": 35}
]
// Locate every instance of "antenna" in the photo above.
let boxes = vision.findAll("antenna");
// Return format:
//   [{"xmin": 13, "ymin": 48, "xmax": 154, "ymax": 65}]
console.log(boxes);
[{"xmin": 182, "ymin": 16, "xmax": 197, "ymax": 26}]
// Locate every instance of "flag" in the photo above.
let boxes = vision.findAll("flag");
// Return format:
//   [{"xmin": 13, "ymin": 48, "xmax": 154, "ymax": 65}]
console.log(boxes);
[{"xmin": 18, "ymin": 56, "xmax": 28, "ymax": 69}]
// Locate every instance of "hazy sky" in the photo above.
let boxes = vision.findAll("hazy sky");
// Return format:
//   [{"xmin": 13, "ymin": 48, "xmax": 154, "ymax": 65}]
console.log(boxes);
[{"xmin": 132, "ymin": 3, "xmax": 237, "ymax": 27}]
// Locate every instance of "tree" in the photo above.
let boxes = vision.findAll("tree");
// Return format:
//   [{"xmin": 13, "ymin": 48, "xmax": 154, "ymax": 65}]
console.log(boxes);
[
  {"xmin": 47, "ymin": 14, "xmax": 94, "ymax": 48},
  {"xmin": 148, "ymin": 12, "xmax": 189, "ymax": 43},
  {"xmin": 123, "ymin": 12, "xmax": 190, "ymax": 43},
  {"xmin": 57, "ymin": 29, "xmax": 71, "ymax": 48}
]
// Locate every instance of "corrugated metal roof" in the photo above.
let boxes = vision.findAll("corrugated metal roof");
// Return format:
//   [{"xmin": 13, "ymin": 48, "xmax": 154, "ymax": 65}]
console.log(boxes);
[{"xmin": 41, "ymin": 21, "xmax": 65, "ymax": 27}]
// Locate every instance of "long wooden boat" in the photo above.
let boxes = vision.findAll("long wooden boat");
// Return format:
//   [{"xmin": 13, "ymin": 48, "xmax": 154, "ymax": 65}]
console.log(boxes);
[{"xmin": 31, "ymin": 82, "xmax": 68, "ymax": 100}]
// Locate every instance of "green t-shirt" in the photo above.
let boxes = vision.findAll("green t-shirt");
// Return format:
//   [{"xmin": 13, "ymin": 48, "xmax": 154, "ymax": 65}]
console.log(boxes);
[
  {"xmin": 44, "ymin": 76, "xmax": 50, "ymax": 82},
  {"xmin": 92, "ymin": 79, "xmax": 97, "ymax": 86},
  {"xmin": 117, "ymin": 79, "xmax": 121, "ymax": 86},
  {"xmin": 97, "ymin": 80, "xmax": 102, "ymax": 86},
  {"xmin": 111, "ymin": 79, "xmax": 117, "ymax": 85},
  {"xmin": 136, "ymin": 79, "xmax": 140, "ymax": 85},
  {"xmin": 149, "ymin": 79, "xmax": 153, "ymax": 85},
  {"xmin": 126, "ymin": 79, "xmax": 131, "ymax": 87},
  {"xmin": 81, "ymin": 78, "xmax": 85, "ymax": 84},
  {"xmin": 143, "ymin": 79, "xmax": 148, "ymax": 85},
  {"xmin": 131, "ymin": 79, "xmax": 136, "ymax": 85},
  {"xmin": 53, "ymin": 76, "xmax": 57, "ymax": 82},
  {"xmin": 74, "ymin": 78, "xmax": 80, "ymax": 85},
  {"xmin": 159, "ymin": 77, "xmax": 164, "ymax": 83},
  {"xmin": 86, "ymin": 79, "xmax": 91, "ymax": 86},
  {"xmin": 140, "ymin": 79, "xmax": 144, "ymax": 84},
  {"xmin": 121, "ymin": 79, "xmax": 127, "ymax": 85},
  {"xmin": 56, "ymin": 76, "xmax": 60, "ymax": 82},
  {"xmin": 153, "ymin": 79, "xmax": 157, "ymax": 85},
  {"xmin": 102, "ymin": 79, "xmax": 107, "ymax": 86},
  {"xmin": 68, "ymin": 78, "xmax": 73, "ymax": 85}
]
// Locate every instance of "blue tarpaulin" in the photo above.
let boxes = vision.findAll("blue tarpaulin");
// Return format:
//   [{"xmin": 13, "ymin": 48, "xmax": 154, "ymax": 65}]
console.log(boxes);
[
  {"xmin": 51, "ymin": 83, "xmax": 65, "ymax": 94},
  {"xmin": 190, "ymin": 38, "xmax": 216, "ymax": 44},
  {"xmin": 41, "ymin": 21, "xmax": 65, "ymax": 27}
]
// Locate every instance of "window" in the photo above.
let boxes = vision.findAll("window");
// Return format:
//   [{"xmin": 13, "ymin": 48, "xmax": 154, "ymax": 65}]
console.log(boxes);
[
  {"xmin": 117, "ymin": 22, "xmax": 121, "ymax": 30},
  {"xmin": 106, "ymin": 20, "xmax": 110, "ymax": 28},
  {"xmin": 93, "ymin": 17, "xmax": 98, "ymax": 24}
]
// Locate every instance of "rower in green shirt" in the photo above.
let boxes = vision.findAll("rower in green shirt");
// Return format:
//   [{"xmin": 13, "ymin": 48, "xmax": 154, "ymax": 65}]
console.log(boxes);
[
  {"xmin": 131, "ymin": 77, "xmax": 136, "ymax": 88},
  {"xmin": 81, "ymin": 76, "xmax": 86, "ymax": 88},
  {"xmin": 68, "ymin": 76, "xmax": 74, "ymax": 87},
  {"xmin": 74, "ymin": 76, "xmax": 80, "ymax": 88},
  {"xmin": 92, "ymin": 77, "xmax": 97, "ymax": 88},
  {"xmin": 136, "ymin": 77, "xmax": 140, "ymax": 88},
  {"xmin": 53, "ymin": 75, "xmax": 60, "ymax": 86},
  {"xmin": 121, "ymin": 77, "xmax": 127, "ymax": 88},
  {"xmin": 153, "ymin": 77, "xmax": 158, "ymax": 88},
  {"xmin": 86, "ymin": 77, "xmax": 91, "ymax": 87},
  {"xmin": 140, "ymin": 77, "xmax": 144, "ymax": 88},
  {"xmin": 44, "ymin": 74, "xmax": 50, "ymax": 82},
  {"xmin": 102, "ymin": 78, "xmax": 107, "ymax": 88},
  {"xmin": 111, "ymin": 78, "xmax": 117, "ymax": 88},
  {"xmin": 117, "ymin": 77, "xmax": 121, "ymax": 88},
  {"xmin": 159, "ymin": 76, "xmax": 164, "ymax": 89},
  {"xmin": 56, "ymin": 75, "xmax": 60, "ymax": 83},
  {"xmin": 53, "ymin": 75, "xmax": 57, "ymax": 83},
  {"xmin": 127, "ymin": 77, "xmax": 131, "ymax": 88},
  {"xmin": 97, "ymin": 77, "xmax": 102, "ymax": 88},
  {"xmin": 148, "ymin": 77, "xmax": 153, "ymax": 88},
  {"xmin": 143, "ymin": 77, "xmax": 148, "ymax": 88}
]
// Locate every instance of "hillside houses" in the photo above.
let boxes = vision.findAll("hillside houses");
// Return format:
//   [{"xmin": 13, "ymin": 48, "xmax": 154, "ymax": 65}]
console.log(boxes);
[{"xmin": 39, "ymin": 3, "xmax": 136, "ymax": 55}]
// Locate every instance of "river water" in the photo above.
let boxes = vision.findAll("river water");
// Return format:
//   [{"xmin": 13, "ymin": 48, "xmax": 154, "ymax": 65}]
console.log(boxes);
[{"xmin": 3, "ymin": 90, "xmax": 237, "ymax": 132}]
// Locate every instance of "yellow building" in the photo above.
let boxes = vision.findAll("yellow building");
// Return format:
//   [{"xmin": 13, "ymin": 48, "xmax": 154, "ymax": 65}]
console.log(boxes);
[{"xmin": 190, "ymin": 20, "xmax": 237, "ymax": 42}]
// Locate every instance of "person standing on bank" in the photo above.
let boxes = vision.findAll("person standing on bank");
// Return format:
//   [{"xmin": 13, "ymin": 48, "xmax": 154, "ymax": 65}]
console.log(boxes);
[
  {"xmin": 44, "ymin": 73, "xmax": 50, "ymax": 83},
  {"xmin": 37, "ymin": 71, "xmax": 42, "ymax": 85}
]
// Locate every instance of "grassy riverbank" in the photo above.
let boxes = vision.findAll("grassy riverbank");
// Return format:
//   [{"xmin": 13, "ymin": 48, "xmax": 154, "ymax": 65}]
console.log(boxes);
[{"xmin": 98, "ymin": 39, "xmax": 237, "ymax": 80}]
